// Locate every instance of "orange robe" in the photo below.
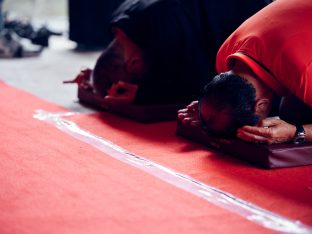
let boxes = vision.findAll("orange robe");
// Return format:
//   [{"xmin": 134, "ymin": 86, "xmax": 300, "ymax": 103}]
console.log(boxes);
[{"xmin": 217, "ymin": 0, "xmax": 312, "ymax": 108}]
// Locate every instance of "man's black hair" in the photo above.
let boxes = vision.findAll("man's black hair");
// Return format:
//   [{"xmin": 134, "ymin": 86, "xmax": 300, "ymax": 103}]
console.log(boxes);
[
  {"xmin": 92, "ymin": 44, "xmax": 126, "ymax": 96},
  {"xmin": 92, "ymin": 41, "xmax": 149, "ymax": 99},
  {"xmin": 199, "ymin": 72, "xmax": 260, "ymax": 138}
]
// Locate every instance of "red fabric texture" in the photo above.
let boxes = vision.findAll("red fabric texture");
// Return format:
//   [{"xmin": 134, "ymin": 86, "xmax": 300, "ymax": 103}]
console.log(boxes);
[
  {"xmin": 0, "ymin": 82, "xmax": 281, "ymax": 234},
  {"xmin": 68, "ymin": 112, "xmax": 312, "ymax": 227},
  {"xmin": 216, "ymin": 0, "xmax": 312, "ymax": 107}
]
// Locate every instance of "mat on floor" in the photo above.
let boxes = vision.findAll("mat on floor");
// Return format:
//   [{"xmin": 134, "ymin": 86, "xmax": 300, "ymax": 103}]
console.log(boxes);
[
  {"xmin": 77, "ymin": 86, "xmax": 186, "ymax": 123},
  {"xmin": 176, "ymin": 120, "xmax": 312, "ymax": 169}
]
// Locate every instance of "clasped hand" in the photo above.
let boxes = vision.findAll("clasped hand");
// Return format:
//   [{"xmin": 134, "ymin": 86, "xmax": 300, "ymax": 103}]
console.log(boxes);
[{"xmin": 237, "ymin": 117, "xmax": 296, "ymax": 144}]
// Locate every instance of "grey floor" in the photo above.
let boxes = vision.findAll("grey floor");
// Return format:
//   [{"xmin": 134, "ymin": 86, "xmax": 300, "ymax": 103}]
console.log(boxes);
[
  {"xmin": 3, "ymin": 0, "xmax": 67, "ymax": 27},
  {"xmin": 0, "ymin": 0, "xmax": 102, "ymax": 112}
]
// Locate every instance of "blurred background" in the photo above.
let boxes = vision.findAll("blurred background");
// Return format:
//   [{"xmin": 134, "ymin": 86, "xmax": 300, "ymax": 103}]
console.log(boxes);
[
  {"xmin": 0, "ymin": 0, "xmax": 101, "ymax": 112},
  {"xmin": 3, "ymin": 0, "xmax": 67, "ymax": 31}
]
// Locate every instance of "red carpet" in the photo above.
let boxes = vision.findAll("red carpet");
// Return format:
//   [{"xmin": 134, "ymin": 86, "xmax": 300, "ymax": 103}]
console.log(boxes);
[
  {"xmin": 67, "ymin": 112, "xmax": 312, "ymax": 224},
  {"xmin": 0, "ymin": 81, "xmax": 311, "ymax": 234}
]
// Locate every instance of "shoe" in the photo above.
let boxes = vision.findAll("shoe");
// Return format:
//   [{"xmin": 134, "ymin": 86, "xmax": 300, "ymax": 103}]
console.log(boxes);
[
  {"xmin": 0, "ymin": 29, "xmax": 43, "ymax": 58},
  {"xmin": 31, "ymin": 25, "xmax": 62, "ymax": 47},
  {"xmin": 4, "ymin": 13, "xmax": 63, "ymax": 47}
]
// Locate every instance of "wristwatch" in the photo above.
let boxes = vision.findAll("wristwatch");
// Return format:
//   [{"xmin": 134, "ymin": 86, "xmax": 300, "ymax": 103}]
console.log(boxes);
[{"xmin": 293, "ymin": 125, "xmax": 306, "ymax": 144}]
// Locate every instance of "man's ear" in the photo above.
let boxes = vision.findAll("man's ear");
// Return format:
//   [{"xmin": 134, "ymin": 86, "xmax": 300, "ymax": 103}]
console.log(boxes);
[
  {"xmin": 255, "ymin": 98, "xmax": 271, "ymax": 119},
  {"xmin": 125, "ymin": 57, "xmax": 145, "ymax": 75}
]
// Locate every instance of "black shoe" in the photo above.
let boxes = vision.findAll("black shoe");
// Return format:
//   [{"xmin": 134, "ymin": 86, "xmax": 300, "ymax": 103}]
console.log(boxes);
[
  {"xmin": 4, "ymin": 14, "xmax": 62, "ymax": 47},
  {"xmin": 31, "ymin": 25, "xmax": 62, "ymax": 47},
  {"xmin": 0, "ymin": 29, "xmax": 43, "ymax": 58}
]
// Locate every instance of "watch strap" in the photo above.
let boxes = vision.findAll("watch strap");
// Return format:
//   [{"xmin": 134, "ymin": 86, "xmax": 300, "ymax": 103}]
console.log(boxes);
[{"xmin": 293, "ymin": 125, "xmax": 306, "ymax": 144}]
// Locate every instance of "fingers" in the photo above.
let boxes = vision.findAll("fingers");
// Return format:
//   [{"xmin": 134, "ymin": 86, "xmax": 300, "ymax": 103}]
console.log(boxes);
[
  {"xmin": 177, "ymin": 111, "xmax": 193, "ymax": 120},
  {"xmin": 256, "ymin": 117, "xmax": 280, "ymax": 128},
  {"xmin": 63, "ymin": 68, "xmax": 92, "ymax": 84},
  {"xmin": 177, "ymin": 100, "xmax": 200, "ymax": 126},
  {"xmin": 177, "ymin": 108, "xmax": 191, "ymax": 117},
  {"xmin": 63, "ymin": 74, "xmax": 84, "ymax": 84},
  {"xmin": 237, "ymin": 127, "xmax": 270, "ymax": 144},
  {"xmin": 177, "ymin": 112, "xmax": 200, "ymax": 125},
  {"xmin": 186, "ymin": 100, "xmax": 198, "ymax": 110},
  {"xmin": 178, "ymin": 101, "xmax": 197, "ymax": 113},
  {"xmin": 237, "ymin": 120, "xmax": 276, "ymax": 144},
  {"xmin": 237, "ymin": 118, "xmax": 295, "ymax": 144},
  {"xmin": 238, "ymin": 125, "xmax": 274, "ymax": 139}
]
